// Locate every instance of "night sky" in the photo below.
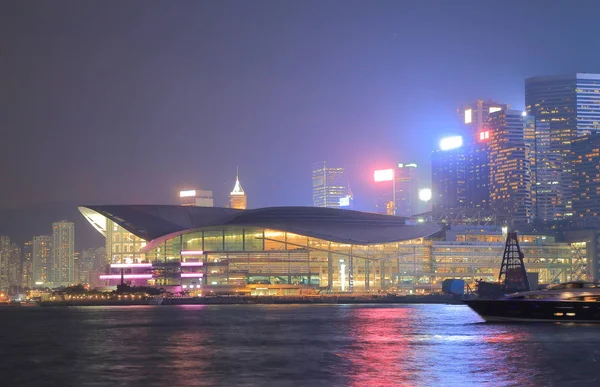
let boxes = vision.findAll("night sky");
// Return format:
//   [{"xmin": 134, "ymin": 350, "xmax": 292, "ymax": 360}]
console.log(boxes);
[{"xmin": 2, "ymin": 0, "xmax": 600, "ymax": 213}]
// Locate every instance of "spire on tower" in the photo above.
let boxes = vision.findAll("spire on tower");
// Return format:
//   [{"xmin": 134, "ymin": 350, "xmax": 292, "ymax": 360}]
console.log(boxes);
[
  {"xmin": 230, "ymin": 166, "xmax": 245, "ymax": 195},
  {"xmin": 229, "ymin": 167, "xmax": 247, "ymax": 209}
]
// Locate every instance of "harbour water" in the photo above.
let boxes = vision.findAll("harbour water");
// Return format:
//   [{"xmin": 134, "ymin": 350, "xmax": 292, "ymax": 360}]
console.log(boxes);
[{"xmin": 1, "ymin": 304, "xmax": 599, "ymax": 386}]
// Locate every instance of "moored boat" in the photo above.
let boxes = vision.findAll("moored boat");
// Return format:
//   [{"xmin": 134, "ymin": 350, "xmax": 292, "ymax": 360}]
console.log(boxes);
[{"xmin": 464, "ymin": 281, "xmax": 600, "ymax": 323}]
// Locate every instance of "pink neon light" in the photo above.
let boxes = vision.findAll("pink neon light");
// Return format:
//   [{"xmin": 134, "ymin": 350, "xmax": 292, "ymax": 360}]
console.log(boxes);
[
  {"xmin": 181, "ymin": 262, "xmax": 204, "ymax": 267},
  {"xmin": 99, "ymin": 274, "xmax": 153, "ymax": 280},
  {"xmin": 181, "ymin": 250, "xmax": 204, "ymax": 256},
  {"xmin": 181, "ymin": 273, "xmax": 204, "ymax": 278},
  {"xmin": 110, "ymin": 263, "xmax": 152, "ymax": 269}
]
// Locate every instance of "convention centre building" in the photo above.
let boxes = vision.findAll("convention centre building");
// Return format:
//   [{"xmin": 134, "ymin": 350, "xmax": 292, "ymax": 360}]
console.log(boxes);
[{"xmin": 79, "ymin": 205, "xmax": 582, "ymax": 295}]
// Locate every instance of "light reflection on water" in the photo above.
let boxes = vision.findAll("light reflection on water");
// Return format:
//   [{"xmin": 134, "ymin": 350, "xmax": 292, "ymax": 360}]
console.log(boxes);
[{"xmin": 0, "ymin": 304, "xmax": 599, "ymax": 386}]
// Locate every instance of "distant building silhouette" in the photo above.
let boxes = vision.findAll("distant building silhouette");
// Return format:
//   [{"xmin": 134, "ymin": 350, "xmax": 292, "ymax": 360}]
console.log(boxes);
[{"xmin": 52, "ymin": 221, "xmax": 75, "ymax": 285}]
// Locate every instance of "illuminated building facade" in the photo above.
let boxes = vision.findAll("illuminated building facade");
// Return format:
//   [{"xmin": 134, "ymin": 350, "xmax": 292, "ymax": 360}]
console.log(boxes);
[
  {"xmin": 459, "ymin": 100, "xmax": 508, "ymax": 210},
  {"xmin": 179, "ymin": 189, "xmax": 214, "ymax": 207},
  {"xmin": 488, "ymin": 109, "xmax": 532, "ymax": 224},
  {"xmin": 529, "ymin": 120, "xmax": 564, "ymax": 222},
  {"xmin": 52, "ymin": 221, "xmax": 75, "ymax": 285},
  {"xmin": 458, "ymin": 100, "xmax": 509, "ymax": 143},
  {"xmin": 526, "ymin": 73, "xmax": 600, "ymax": 219},
  {"xmin": 105, "ymin": 220, "xmax": 147, "ymax": 266},
  {"xmin": 32, "ymin": 235, "xmax": 52, "ymax": 285},
  {"xmin": 229, "ymin": 172, "xmax": 247, "ymax": 210},
  {"xmin": 9, "ymin": 243, "xmax": 22, "ymax": 288},
  {"xmin": 0, "ymin": 236, "xmax": 10, "ymax": 290},
  {"xmin": 438, "ymin": 225, "xmax": 574, "ymax": 285},
  {"xmin": 395, "ymin": 163, "xmax": 419, "ymax": 217},
  {"xmin": 312, "ymin": 161, "xmax": 347, "ymax": 208},
  {"xmin": 431, "ymin": 139, "xmax": 466, "ymax": 214},
  {"xmin": 571, "ymin": 133, "xmax": 600, "ymax": 221},
  {"xmin": 22, "ymin": 240, "xmax": 33, "ymax": 288},
  {"xmin": 79, "ymin": 205, "xmax": 581, "ymax": 293}
]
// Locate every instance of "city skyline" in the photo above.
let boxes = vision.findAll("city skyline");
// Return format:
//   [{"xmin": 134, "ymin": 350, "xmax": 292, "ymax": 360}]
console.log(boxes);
[{"xmin": 3, "ymin": 1, "xmax": 600, "ymax": 213}]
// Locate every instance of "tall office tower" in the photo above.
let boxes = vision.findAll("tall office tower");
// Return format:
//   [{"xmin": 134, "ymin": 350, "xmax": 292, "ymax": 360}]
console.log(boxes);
[
  {"xmin": 22, "ymin": 240, "xmax": 33, "ymax": 288},
  {"xmin": 0, "ymin": 236, "xmax": 11, "ymax": 289},
  {"xmin": 9, "ymin": 243, "xmax": 22, "ymax": 288},
  {"xmin": 458, "ymin": 100, "xmax": 509, "ymax": 210},
  {"xmin": 312, "ymin": 161, "xmax": 347, "ymax": 208},
  {"xmin": 431, "ymin": 137, "xmax": 467, "ymax": 214},
  {"xmin": 571, "ymin": 133, "xmax": 600, "ymax": 221},
  {"xmin": 52, "ymin": 221, "xmax": 75, "ymax": 285},
  {"xmin": 395, "ymin": 163, "xmax": 419, "ymax": 217},
  {"xmin": 179, "ymin": 189, "xmax": 214, "ymax": 207},
  {"xmin": 526, "ymin": 73, "xmax": 600, "ymax": 219},
  {"xmin": 32, "ymin": 235, "xmax": 52, "ymax": 285},
  {"xmin": 229, "ymin": 170, "xmax": 247, "ymax": 210},
  {"xmin": 529, "ymin": 120, "xmax": 563, "ymax": 222},
  {"xmin": 488, "ymin": 110, "xmax": 532, "ymax": 224},
  {"xmin": 458, "ymin": 100, "xmax": 509, "ymax": 142}
]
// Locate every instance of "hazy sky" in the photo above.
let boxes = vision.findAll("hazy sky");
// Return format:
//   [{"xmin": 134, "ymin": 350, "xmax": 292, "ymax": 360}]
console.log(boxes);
[{"xmin": 2, "ymin": 0, "xmax": 600, "ymax": 212}]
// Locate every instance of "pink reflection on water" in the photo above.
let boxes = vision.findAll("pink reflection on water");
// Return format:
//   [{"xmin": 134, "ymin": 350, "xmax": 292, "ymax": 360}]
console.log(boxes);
[
  {"xmin": 337, "ymin": 307, "xmax": 418, "ymax": 386},
  {"xmin": 337, "ymin": 305, "xmax": 540, "ymax": 386}
]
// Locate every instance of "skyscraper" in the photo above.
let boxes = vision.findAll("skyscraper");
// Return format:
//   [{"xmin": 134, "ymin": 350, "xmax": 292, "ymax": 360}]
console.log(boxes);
[
  {"xmin": 488, "ymin": 110, "xmax": 532, "ymax": 224},
  {"xmin": 529, "ymin": 120, "xmax": 564, "ymax": 222},
  {"xmin": 526, "ymin": 73, "xmax": 600, "ymax": 219},
  {"xmin": 395, "ymin": 163, "xmax": 419, "ymax": 217},
  {"xmin": 312, "ymin": 161, "xmax": 347, "ymax": 208},
  {"xmin": 22, "ymin": 240, "xmax": 33, "ymax": 288},
  {"xmin": 571, "ymin": 133, "xmax": 600, "ymax": 222},
  {"xmin": 431, "ymin": 137, "xmax": 466, "ymax": 214},
  {"xmin": 33, "ymin": 235, "xmax": 52, "ymax": 285},
  {"xmin": 0, "ymin": 236, "xmax": 11, "ymax": 290},
  {"xmin": 9, "ymin": 243, "xmax": 22, "ymax": 289},
  {"xmin": 229, "ymin": 170, "xmax": 247, "ymax": 210},
  {"xmin": 458, "ymin": 100, "xmax": 509, "ymax": 210},
  {"xmin": 458, "ymin": 100, "xmax": 509, "ymax": 143},
  {"xmin": 52, "ymin": 221, "xmax": 75, "ymax": 284}
]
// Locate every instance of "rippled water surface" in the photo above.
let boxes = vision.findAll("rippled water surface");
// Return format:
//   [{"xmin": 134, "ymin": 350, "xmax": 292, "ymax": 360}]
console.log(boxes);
[{"xmin": 1, "ymin": 304, "xmax": 599, "ymax": 386}]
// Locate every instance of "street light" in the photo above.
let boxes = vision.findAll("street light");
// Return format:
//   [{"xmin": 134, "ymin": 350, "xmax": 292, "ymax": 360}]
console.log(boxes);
[{"xmin": 418, "ymin": 188, "xmax": 432, "ymax": 214}]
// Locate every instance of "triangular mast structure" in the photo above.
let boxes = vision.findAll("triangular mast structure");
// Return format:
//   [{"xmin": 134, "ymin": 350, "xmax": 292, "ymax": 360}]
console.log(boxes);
[{"xmin": 498, "ymin": 231, "xmax": 530, "ymax": 293}]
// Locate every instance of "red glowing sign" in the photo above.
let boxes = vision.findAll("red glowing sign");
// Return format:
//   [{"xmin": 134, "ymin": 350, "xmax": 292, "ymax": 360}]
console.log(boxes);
[{"xmin": 479, "ymin": 130, "xmax": 490, "ymax": 141}]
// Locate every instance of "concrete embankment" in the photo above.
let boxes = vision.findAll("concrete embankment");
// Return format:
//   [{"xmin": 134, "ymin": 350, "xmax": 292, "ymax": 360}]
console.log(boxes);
[
  {"xmin": 162, "ymin": 295, "xmax": 463, "ymax": 305},
  {"xmin": 36, "ymin": 294, "xmax": 463, "ymax": 306}
]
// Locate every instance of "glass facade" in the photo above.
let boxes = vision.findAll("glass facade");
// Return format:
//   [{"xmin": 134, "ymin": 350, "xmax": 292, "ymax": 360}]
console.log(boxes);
[
  {"xmin": 98, "ymin": 224, "xmax": 579, "ymax": 293},
  {"xmin": 526, "ymin": 73, "xmax": 600, "ymax": 220},
  {"xmin": 431, "ymin": 147, "xmax": 466, "ymax": 213},
  {"xmin": 105, "ymin": 219, "xmax": 147, "ymax": 266},
  {"xmin": 312, "ymin": 161, "xmax": 347, "ymax": 208},
  {"xmin": 571, "ymin": 133, "xmax": 600, "ymax": 221},
  {"xmin": 488, "ymin": 110, "xmax": 532, "ymax": 224}
]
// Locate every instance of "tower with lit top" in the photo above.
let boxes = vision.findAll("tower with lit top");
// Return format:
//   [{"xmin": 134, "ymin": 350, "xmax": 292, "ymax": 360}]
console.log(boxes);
[{"xmin": 230, "ymin": 169, "xmax": 247, "ymax": 210}]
